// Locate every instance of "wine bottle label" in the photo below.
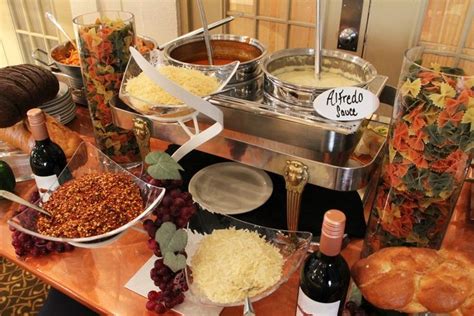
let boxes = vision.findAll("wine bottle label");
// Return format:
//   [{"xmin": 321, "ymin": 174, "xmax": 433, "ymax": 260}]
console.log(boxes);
[
  {"xmin": 34, "ymin": 174, "xmax": 60, "ymax": 201},
  {"xmin": 296, "ymin": 288, "xmax": 340, "ymax": 316}
]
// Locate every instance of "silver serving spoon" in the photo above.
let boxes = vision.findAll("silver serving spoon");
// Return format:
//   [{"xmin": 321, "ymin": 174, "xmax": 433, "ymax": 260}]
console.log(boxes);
[
  {"xmin": 45, "ymin": 12, "xmax": 77, "ymax": 50},
  {"xmin": 0, "ymin": 190, "xmax": 52, "ymax": 217},
  {"xmin": 158, "ymin": 16, "xmax": 235, "ymax": 50},
  {"xmin": 196, "ymin": 0, "xmax": 214, "ymax": 65},
  {"xmin": 314, "ymin": 0, "xmax": 322, "ymax": 80},
  {"xmin": 243, "ymin": 296, "xmax": 255, "ymax": 316}
]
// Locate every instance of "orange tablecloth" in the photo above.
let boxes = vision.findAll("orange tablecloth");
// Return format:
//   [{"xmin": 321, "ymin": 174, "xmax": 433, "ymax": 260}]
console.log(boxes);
[{"xmin": 1, "ymin": 107, "xmax": 473, "ymax": 315}]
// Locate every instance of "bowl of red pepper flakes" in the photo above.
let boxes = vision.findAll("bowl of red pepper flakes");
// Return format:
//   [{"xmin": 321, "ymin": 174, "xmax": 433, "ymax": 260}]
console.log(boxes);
[{"xmin": 362, "ymin": 46, "xmax": 474, "ymax": 256}]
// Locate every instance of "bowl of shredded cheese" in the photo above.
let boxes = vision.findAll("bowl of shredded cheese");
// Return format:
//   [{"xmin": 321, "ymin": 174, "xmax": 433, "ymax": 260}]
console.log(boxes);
[
  {"xmin": 119, "ymin": 50, "xmax": 239, "ymax": 119},
  {"xmin": 185, "ymin": 207, "xmax": 312, "ymax": 306}
]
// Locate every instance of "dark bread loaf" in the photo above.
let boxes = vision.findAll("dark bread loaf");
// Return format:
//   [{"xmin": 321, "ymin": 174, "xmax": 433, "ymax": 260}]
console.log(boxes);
[
  {"xmin": 0, "ymin": 95, "xmax": 22, "ymax": 127},
  {"xmin": 0, "ymin": 64, "xmax": 59, "ymax": 127},
  {"xmin": 18, "ymin": 64, "xmax": 59, "ymax": 101},
  {"xmin": 352, "ymin": 247, "xmax": 474, "ymax": 315}
]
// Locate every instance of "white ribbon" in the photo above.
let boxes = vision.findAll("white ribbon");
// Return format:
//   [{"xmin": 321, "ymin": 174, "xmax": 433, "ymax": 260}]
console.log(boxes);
[{"xmin": 129, "ymin": 47, "xmax": 224, "ymax": 162}]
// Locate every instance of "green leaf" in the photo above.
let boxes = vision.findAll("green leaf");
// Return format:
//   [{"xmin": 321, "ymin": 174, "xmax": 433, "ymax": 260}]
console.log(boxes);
[
  {"xmin": 155, "ymin": 221, "xmax": 188, "ymax": 272},
  {"xmin": 166, "ymin": 229, "xmax": 188, "ymax": 253},
  {"xmin": 147, "ymin": 164, "xmax": 182, "ymax": 180},
  {"xmin": 155, "ymin": 222, "xmax": 176, "ymax": 246},
  {"xmin": 163, "ymin": 251, "xmax": 187, "ymax": 273},
  {"xmin": 145, "ymin": 151, "xmax": 183, "ymax": 180}
]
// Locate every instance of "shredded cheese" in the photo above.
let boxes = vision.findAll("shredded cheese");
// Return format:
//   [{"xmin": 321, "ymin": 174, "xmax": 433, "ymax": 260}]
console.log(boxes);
[
  {"xmin": 125, "ymin": 65, "xmax": 219, "ymax": 111},
  {"xmin": 190, "ymin": 228, "xmax": 283, "ymax": 304}
]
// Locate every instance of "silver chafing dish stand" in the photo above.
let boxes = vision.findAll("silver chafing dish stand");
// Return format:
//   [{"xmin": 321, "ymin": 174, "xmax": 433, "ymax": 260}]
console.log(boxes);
[{"xmin": 110, "ymin": 75, "xmax": 390, "ymax": 230}]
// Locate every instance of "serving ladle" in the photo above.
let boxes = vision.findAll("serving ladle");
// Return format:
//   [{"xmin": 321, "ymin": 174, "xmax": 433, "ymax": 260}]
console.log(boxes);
[
  {"xmin": 196, "ymin": 0, "xmax": 214, "ymax": 65},
  {"xmin": 0, "ymin": 190, "xmax": 52, "ymax": 217},
  {"xmin": 45, "ymin": 12, "xmax": 77, "ymax": 50},
  {"xmin": 314, "ymin": 0, "xmax": 322, "ymax": 80}
]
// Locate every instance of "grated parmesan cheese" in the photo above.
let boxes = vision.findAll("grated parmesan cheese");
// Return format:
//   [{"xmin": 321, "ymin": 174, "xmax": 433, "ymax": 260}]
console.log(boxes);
[
  {"xmin": 125, "ymin": 65, "xmax": 219, "ymax": 112},
  {"xmin": 190, "ymin": 228, "xmax": 283, "ymax": 304}
]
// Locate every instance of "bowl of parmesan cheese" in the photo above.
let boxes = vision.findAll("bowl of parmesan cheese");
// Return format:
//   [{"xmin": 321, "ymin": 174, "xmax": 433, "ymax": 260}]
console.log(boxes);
[
  {"xmin": 185, "ymin": 207, "xmax": 312, "ymax": 306},
  {"xmin": 119, "ymin": 50, "xmax": 239, "ymax": 120}
]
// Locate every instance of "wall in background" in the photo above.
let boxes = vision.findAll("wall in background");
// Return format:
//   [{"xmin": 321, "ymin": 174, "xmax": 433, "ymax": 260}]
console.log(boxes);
[{"xmin": 70, "ymin": 0, "xmax": 179, "ymax": 46}]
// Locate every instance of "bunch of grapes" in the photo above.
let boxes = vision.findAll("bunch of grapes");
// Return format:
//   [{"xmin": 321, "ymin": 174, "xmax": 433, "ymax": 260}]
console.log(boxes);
[
  {"xmin": 142, "ymin": 177, "xmax": 197, "ymax": 314},
  {"xmin": 10, "ymin": 190, "xmax": 74, "ymax": 258},
  {"xmin": 145, "ymin": 258, "xmax": 188, "ymax": 312},
  {"xmin": 11, "ymin": 228, "xmax": 74, "ymax": 257}
]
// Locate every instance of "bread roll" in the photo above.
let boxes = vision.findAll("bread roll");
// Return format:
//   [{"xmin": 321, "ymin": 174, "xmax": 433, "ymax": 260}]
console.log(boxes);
[
  {"xmin": 0, "ymin": 115, "xmax": 82, "ymax": 158},
  {"xmin": 352, "ymin": 247, "xmax": 474, "ymax": 315},
  {"xmin": 0, "ymin": 120, "xmax": 33, "ymax": 152},
  {"xmin": 43, "ymin": 114, "xmax": 83, "ymax": 157}
]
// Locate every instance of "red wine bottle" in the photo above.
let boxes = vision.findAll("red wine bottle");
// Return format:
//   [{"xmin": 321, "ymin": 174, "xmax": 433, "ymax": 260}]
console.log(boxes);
[
  {"xmin": 28, "ymin": 109, "xmax": 67, "ymax": 199},
  {"xmin": 297, "ymin": 209, "xmax": 350, "ymax": 316}
]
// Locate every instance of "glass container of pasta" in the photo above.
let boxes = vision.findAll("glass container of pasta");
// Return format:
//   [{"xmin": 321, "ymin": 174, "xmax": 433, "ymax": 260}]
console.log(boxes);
[
  {"xmin": 362, "ymin": 46, "xmax": 474, "ymax": 256},
  {"xmin": 73, "ymin": 11, "xmax": 140, "ymax": 165}
]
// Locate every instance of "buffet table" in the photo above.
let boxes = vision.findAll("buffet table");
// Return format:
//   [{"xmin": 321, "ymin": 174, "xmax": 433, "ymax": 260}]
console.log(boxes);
[{"xmin": 1, "ymin": 106, "xmax": 473, "ymax": 316}]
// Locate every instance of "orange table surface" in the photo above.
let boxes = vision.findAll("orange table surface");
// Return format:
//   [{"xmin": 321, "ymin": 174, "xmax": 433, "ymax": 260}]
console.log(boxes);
[{"xmin": 1, "ymin": 107, "xmax": 473, "ymax": 315}]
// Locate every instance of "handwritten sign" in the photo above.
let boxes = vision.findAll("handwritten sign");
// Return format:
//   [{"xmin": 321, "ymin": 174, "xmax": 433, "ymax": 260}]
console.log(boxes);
[{"xmin": 313, "ymin": 87, "xmax": 379, "ymax": 121}]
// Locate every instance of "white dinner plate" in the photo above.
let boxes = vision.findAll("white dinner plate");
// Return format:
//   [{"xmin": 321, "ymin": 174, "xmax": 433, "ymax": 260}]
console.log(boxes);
[{"xmin": 188, "ymin": 162, "xmax": 273, "ymax": 215}]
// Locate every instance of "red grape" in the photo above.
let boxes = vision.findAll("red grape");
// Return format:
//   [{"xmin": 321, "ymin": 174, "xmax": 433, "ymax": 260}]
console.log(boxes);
[
  {"xmin": 143, "ymin": 175, "xmax": 201, "ymax": 314},
  {"xmin": 146, "ymin": 300, "xmax": 157, "ymax": 311}
]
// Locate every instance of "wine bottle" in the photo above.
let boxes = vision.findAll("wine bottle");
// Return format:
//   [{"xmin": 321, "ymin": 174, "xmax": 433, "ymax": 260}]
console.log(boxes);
[
  {"xmin": 28, "ymin": 109, "xmax": 67, "ymax": 199},
  {"xmin": 296, "ymin": 209, "xmax": 350, "ymax": 316}
]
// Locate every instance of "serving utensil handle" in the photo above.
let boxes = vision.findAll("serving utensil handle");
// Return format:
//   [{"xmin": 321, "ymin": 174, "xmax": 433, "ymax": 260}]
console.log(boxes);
[
  {"xmin": 0, "ymin": 190, "xmax": 51, "ymax": 217},
  {"xmin": 243, "ymin": 296, "xmax": 255, "ymax": 316},
  {"xmin": 196, "ymin": 0, "xmax": 214, "ymax": 65}
]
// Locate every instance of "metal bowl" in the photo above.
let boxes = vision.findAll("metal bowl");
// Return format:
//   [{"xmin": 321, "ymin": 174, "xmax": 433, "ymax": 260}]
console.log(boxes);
[
  {"xmin": 262, "ymin": 48, "xmax": 377, "ymax": 110},
  {"xmin": 163, "ymin": 34, "xmax": 266, "ymax": 100},
  {"xmin": 33, "ymin": 35, "xmax": 158, "ymax": 82}
]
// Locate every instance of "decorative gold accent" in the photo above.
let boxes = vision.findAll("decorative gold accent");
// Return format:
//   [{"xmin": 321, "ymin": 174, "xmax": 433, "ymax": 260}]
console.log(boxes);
[
  {"xmin": 284, "ymin": 160, "xmax": 309, "ymax": 231},
  {"xmin": 132, "ymin": 117, "xmax": 151, "ymax": 161}
]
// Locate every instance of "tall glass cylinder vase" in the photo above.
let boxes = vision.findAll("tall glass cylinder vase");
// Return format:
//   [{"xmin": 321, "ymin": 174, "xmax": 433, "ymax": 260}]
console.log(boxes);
[
  {"xmin": 362, "ymin": 46, "xmax": 474, "ymax": 256},
  {"xmin": 73, "ymin": 11, "xmax": 140, "ymax": 165}
]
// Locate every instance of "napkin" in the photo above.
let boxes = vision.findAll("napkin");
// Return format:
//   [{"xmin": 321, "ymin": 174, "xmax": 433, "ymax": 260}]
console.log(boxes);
[{"xmin": 125, "ymin": 255, "xmax": 223, "ymax": 316}]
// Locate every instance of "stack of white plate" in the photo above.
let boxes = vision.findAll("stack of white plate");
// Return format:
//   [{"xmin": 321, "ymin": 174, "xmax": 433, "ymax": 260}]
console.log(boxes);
[{"xmin": 39, "ymin": 81, "xmax": 76, "ymax": 124}]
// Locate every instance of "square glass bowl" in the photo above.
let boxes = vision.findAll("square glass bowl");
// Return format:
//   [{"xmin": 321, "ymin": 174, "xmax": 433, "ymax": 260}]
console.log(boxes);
[
  {"xmin": 185, "ymin": 207, "xmax": 312, "ymax": 306},
  {"xmin": 119, "ymin": 50, "xmax": 239, "ymax": 120},
  {"xmin": 8, "ymin": 142, "xmax": 165, "ymax": 248}
]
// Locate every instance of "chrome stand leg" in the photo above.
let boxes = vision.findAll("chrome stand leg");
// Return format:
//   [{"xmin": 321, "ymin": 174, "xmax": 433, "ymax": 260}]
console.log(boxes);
[
  {"xmin": 284, "ymin": 160, "xmax": 309, "ymax": 231},
  {"xmin": 132, "ymin": 117, "xmax": 151, "ymax": 161}
]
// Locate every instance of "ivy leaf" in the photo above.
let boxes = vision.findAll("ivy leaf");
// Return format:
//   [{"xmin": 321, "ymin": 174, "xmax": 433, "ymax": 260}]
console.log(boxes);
[
  {"xmin": 163, "ymin": 251, "xmax": 187, "ymax": 273},
  {"xmin": 145, "ymin": 151, "xmax": 183, "ymax": 180},
  {"xmin": 155, "ymin": 222, "xmax": 176, "ymax": 247},
  {"xmin": 165, "ymin": 229, "xmax": 188, "ymax": 254},
  {"xmin": 154, "ymin": 221, "xmax": 188, "ymax": 272}
]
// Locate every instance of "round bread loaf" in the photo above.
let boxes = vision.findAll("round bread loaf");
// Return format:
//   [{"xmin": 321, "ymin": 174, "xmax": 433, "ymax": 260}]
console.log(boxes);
[
  {"xmin": 352, "ymin": 247, "xmax": 474, "ymax": 315},
  {"xmin": 0, "ymin": 77, "xmax": 32, "ymax": 113},
  {"xmin": 0, "ymin": 64, "xmax": 60, "ymax": 127},
  {"xmin": 0, "ymin": 94, "xmax": 22, "ymax": 128},
  {"xmin": 20, "ymin": 64, "xmax": 59, "ymax": 101},
  {"xmin": 0, "ymin": 69, "xmax": 36, "ymax": 115}
]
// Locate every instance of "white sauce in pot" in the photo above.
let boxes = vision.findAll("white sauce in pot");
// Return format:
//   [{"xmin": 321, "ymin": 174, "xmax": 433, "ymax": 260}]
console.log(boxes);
[{"xmin": 273, "ymin": 66, "xmax": 361, "ymax": 87}]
